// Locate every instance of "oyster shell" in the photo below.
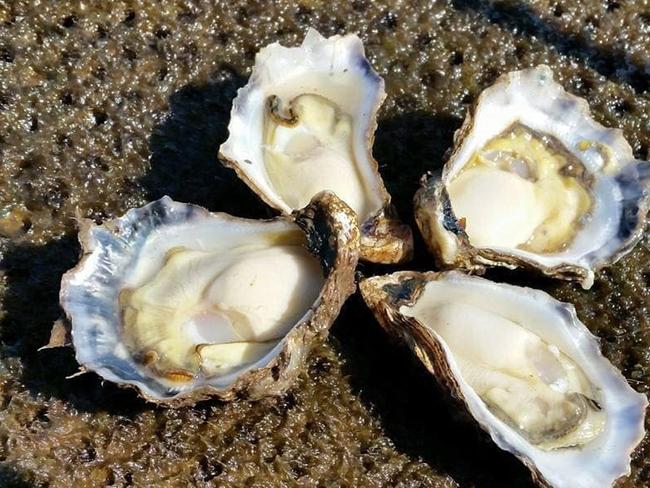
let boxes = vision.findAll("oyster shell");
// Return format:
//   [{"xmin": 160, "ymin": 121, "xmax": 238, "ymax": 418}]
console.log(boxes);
[
  {"xmin": 59, "ymin": 192, "xmax": 359, "ymax": 405},
  {"xmin": 415, "ymin": 66, "xmax": 650, "ymax": 288},
  {"xmin": 219, "ymin": 28, "xmax": 412, "ymax": 264},
  {"xmin": 360, "ymin": 271, "xmax": 647, "ymax": 488}
]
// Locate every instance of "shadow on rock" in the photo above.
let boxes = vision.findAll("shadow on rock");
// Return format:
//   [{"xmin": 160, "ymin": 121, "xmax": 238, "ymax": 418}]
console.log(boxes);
[
  {"xmin": 331, "ymin": 294, "xmax": 536, "ymax": 488},
  {"xmin": 142, "ymin": 64, "xmax": 271, "ymax": 219},
  {"xmin": 374, "ymin": 110, "xmax": 460, "ymax": 220},
  {"xmin": 0, "ymin": 463, "xmax": 33, "ymax": 488},
  {"xmin": 0, "ymin": 236, "xmax": 148, "ymax": 416}
]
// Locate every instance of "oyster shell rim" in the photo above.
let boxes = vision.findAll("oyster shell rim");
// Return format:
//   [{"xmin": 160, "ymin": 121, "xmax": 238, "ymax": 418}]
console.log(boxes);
[
  {"xmin": 58, "ymin": 191, "xmax": 360, "ymax": 406},
  {"xmin": 414, "ymin": 65, "xmax": 650, "ymax": 289},
  {"xmin": 218, "ymin": 27, "xmax": 413, "ymax": 265},
  {"xmin": 360, "ymin": 269, "xmax": 648, "ymax": 488}
]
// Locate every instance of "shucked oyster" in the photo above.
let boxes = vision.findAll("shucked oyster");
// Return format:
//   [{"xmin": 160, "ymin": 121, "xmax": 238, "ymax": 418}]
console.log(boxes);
[
  {"xmin": 361, "ymin": 271, "xmax": 647, "ymax": 488},
  {"xmin": 220, "ymin": 28, "xmax": 413, "ymax": 264},
  {"xmin": 59, "ymin": 192, "xmax": 359, "ymax": 405},
  {"xmin": 415, "ymin": 66, "xmax": 650, "ymax": 288}
]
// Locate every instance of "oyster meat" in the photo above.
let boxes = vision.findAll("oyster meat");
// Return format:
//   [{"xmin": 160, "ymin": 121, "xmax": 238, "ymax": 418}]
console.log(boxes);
[
  {"xmin": 415, "ymin": 66, "xmax": 650, "ymax": 288},
  {"xmin": 220, "ymin": 28, "xmax": 412, "ymax": 264},
  {"xmin": 361, "ymin": 271, "xmax": 647, "ymax": 488},
  {"xmin": 59, "ymin": 192, "xmax": 359, "ymax": 404}
]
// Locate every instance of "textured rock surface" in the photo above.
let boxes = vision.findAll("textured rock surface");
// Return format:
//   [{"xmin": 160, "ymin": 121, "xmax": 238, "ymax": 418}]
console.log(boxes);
[{"xmin": 0, "ymin": 0, "xmax": 648, "ymax": 486}]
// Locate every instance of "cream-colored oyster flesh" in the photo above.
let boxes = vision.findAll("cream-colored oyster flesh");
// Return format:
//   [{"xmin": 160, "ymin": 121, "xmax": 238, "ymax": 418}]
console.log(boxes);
[
  {"xmin": 59, "ymin": 192, "xmax": 359, "ymax": 404},
  {"xmin": 408, "ymin": 300, "xmax": 605, "ymax": 451},
  {"xmin": 447, "ymin": 124, "xmax": 592, "ymax": 253},
  {"xmin": 361, "ymin": 271, "xmax": 647, "ymax": 488},
  {"xmin": 264, "ymin": 94, "xmax": 373, "ymax": 218},
  {"xmin": 220, "ymin": 28, "xmax": 412, "ymax": 264},
  {"xmin": 415, "ymin": 66, "xmax": 650, "ymax": 288},
  {"xmin": 120, "ymin": 244, "xmax": 323, "ymax": 380}
]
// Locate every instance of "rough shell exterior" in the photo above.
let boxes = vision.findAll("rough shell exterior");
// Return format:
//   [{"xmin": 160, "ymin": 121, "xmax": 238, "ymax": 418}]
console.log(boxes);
[
  {"xmin": 59, "ymin": 191, "xmax": 360, "ymax": 406},
  {"xmin": 360, "ymin": 270, "xmax": 647, "ymax": 488},
  {"xmin": 219, "ymin": 28, "xmax": 412, "ymax": 264},
  {"xmin": 414, "ymin": 66, "xmax": 650, "ymax": 289}
]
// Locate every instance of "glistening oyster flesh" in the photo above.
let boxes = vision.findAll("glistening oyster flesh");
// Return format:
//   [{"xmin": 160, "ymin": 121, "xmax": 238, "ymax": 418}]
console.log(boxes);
[
  {"xmin": 220, "ymin": 28, "xmax": 412, "ymax": 264},
  {"xmin": 415, "ymin": 65, "xmax": 650, "ymax": 288},
  {"xmin": 59, "ymin": 192, "xmax": 359, "ymax": 405},
  {"xmin": 361, "ymin": 271, "xmax": 646, "ymax": 488}
]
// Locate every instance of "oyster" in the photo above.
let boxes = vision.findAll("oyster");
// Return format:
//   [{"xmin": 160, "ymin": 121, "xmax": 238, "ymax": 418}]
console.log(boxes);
[
  {"xmin": 361, "ymin": 271, "xmax": 647, "ymax": 488},
  {"xmin": 59, "ymin": 192, "xmax": 359, "ymax": 405},
  {"xmin": 415, "ymin": 66, "xmax": 650, "ymax": 288},
  {"xmin": 219, "ymin": 28, "xmax": 413, "ymax": 264}
]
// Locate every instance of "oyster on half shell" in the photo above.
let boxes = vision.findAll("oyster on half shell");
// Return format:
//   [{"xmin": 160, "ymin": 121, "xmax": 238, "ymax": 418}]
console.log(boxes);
[
  {"xmin": 59, "ymin": 192, "xmax": 359, "ymax": 405},
  {"xmin": 415, "ymin": 66, "xmax": 650, "ymax": 288},
  {"xmin": 219, "ymin": 28, "xmax": 413, "ymax": 264},
  {"xmin": 361, "ymin": 271, "xmax": 647, "ymax": 488}
]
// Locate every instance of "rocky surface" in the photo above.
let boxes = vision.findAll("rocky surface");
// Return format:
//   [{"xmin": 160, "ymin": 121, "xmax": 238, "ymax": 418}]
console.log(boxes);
[{"xmin": 0, "ymin": 1, "xmax": 648, "ymax": 486}]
